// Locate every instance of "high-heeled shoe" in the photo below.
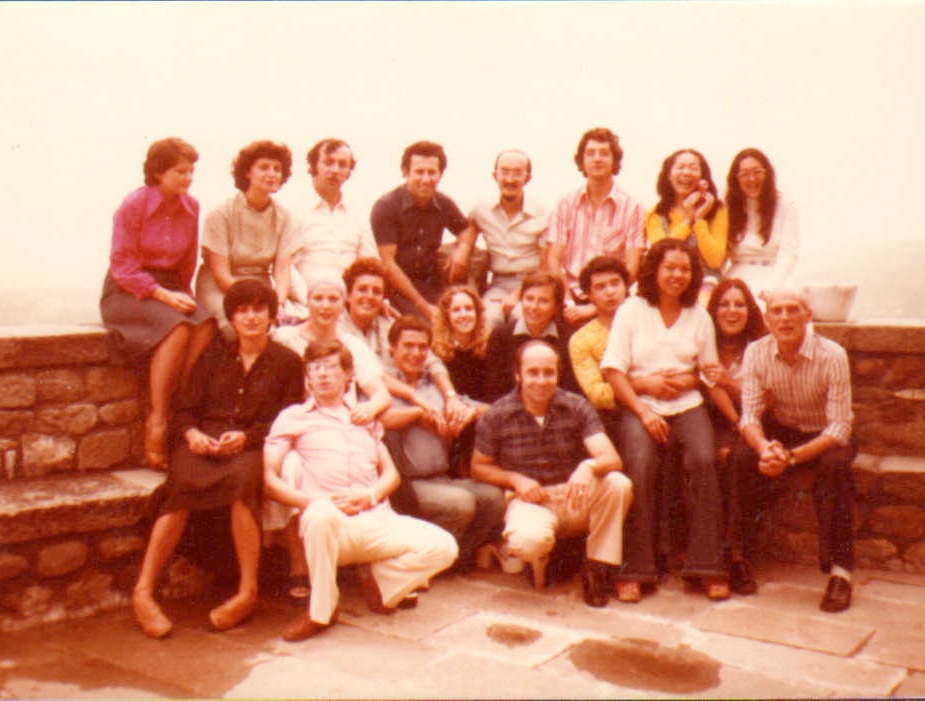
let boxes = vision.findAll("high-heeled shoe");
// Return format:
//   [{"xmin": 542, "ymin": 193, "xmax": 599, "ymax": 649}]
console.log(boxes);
[{"xmin": 144, "ymin": 417, "xmax": 168, "ymax": 469}]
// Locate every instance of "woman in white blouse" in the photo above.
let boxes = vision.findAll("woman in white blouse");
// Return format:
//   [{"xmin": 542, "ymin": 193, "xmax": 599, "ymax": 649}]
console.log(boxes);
[
  {"xmin": 602, "ymin": 239, "xmax": 735, "ymax": 603},
  {"xmin": 724, "ymin": 148, "xmax": 799, "ymax": 299}
]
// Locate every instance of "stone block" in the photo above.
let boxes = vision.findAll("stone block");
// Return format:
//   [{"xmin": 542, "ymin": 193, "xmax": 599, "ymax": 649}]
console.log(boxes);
[
  {"xmin": 159, "ymin": 556, "xmax": 213, "ymax": 600},
  {"xmin": 869, "ymin": 505, "xmax": 925, "ymax": 539},
  {"xmin": 0, "ymin": 326, "xmax": 110, "ymax": 369},
  {"xmin": 85, "ymin": 366, "xmax": 140, "ymax": 402},
  {"xmin": 21, "ymin": 433, "xmax": 76, "ymax": 476},
  {"xmin": 0, "ymin": 373, "xmax": 36, "ymax": 408},
  {"xmin": 882, "ymin": 472, "xmax": 925, "ymax": 502},
  {"xmin": 0, "ymin": 439, "xmax": 16, "ymax": 480},
  {"xmin": 35, "ymin": 369, "xmax": 84, "ymax": 402},
  {"xmin": 64, "ymin": 572, "xmax": 114, "ymax": 610},
  {"xmin": 34, "ymin": 540, "xmax": 88, "ymax": 577},
  {"xmin": 98, "ymin": 399, "xmax": 141, "ymax": 426},
  {"xmin": 856, "ymin": 421, "xmax": 925, "ymax": 458},
  {"xmin": 0, "ymin": 410, "xmax": 33, "ymax": 436},
  {"xmin": 35, "ymin": 404, "xmax": 98, "ymax": 435},
  {"xmin": 884, "ymin": 355, "xmax": 925, "ymax": 389},
  {"xmin": 0, "ymin": 552, "xmax": 29, "ymax": 580},
  {"xmin": 77, "ymin": 429, "xmax": 130, "ymax": 470},
  {"xmin": 851, "ymin": 355, "xmax": 888, "ymax": 381},
  {"xmin": 97, "ymin": 534, "xmax": 145, "ymax": 561},
  {"xmin": 852, "ymin": 467, "xmax": 881, "ymax": 498},
  {"xmin": 769, "ymin": 490, "xmax": 817, "ymax": 530},
  {"xmin": 903, "ymin": 541, "xmax": 925, "ymax": 569},
  {"xmin": 855, "ymin": 538, "xmax": 898, "ymax": 567},
  {"xmin": 764, "ymin": 530, "xmax": 818, "ymax": 566},
  {"xmin": 2, "ymin": 584, "xmax": 53, "ymax": 618}
]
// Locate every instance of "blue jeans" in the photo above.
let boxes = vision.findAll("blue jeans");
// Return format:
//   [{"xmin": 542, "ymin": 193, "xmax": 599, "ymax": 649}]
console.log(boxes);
[{"xmin": 616, "ymin": 404, "xmax": 725, "ymax": 582}]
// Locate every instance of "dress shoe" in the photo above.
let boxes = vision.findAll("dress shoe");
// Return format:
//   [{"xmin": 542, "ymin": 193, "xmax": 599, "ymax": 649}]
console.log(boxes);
[
  {"xmin": 282, "ymin": 610, "xmax": 338, "ymax": 642},
  {"xmin": 819, "ymin": 575, "xmax": 852, "ymax": 613},
  {"xmin": 704, "ymin": 577, "xmax": 731, "ymax": 601},
  {"xmin": 730, "ymin": 560, "xmax": 758, "ymax": 596},
  {"xmin": 355, "ymin": 563, "xmax": 395, "ymax": 614},
  {"xmin": 209, "ymin": 592, "xmax": 257, "ymax": 631},
  {"xmin": 615, "ymin": 580, "xmax": 642, "ymax": 603},
  {"xmin": 582, "ymin": 560, "xmax": 611, "ymax": 608},
  {"xmin": 132, "ymin": 590, "xmax": 172, "ymax": 639}
]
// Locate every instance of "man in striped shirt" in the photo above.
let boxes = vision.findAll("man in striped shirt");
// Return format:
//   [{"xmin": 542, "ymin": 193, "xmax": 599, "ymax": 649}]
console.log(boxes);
[
  {"xmin": 729, "ymin": 288, "xmax": 856, "ymax": 612},
  {"xmin": 546, "ymin": 127, "xmax": 646, "ymax": 328}
]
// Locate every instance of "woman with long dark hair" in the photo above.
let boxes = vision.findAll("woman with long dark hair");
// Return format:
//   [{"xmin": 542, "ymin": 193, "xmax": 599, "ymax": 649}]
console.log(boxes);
[
  {"xmin": 724, "ymin": 148, "xmax": 799, "ymax": 299},
  {"xmin": 602, "ymin": 238, "xmax": 734, "ymax": 603}
]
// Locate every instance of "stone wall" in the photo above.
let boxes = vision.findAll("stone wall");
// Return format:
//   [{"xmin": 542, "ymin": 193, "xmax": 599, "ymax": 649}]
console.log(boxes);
[{"xmin": 0, "ymin": 325, "xmax": 146, "ymax": 480}]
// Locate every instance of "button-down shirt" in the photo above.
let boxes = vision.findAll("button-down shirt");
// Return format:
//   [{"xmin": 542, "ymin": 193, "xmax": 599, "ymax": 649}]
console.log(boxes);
[
  {"xmin": 469, "ymin": 195, "xmax": 549, "ymax": 276},
  {"xmin": 109, "ymin": 185, "xmax": 199, "ymax": 299},
  {"xmin": 265, "ymin": 396, "xmax": 391, "ymax": 513},
  {"xmin": 338, "ymin": 312, "xmax": 449, "ymax": 378},
  {"xmin": 475, "ymin": 388, "xmax": 604, "ymax": 486},
  {"xmin": 293, "ymin": 194, "xmax": 378, "ymax": 280},
  {"xmin": 386, "ymin": 369, "xmax": 449, "ymax": 480},
  {"xmin": 738, "ymin": 330, "xmax": 853, "ymax": 445},
  {"xmin": 547, "ymin": 184, "xmax": 646, "ymax": 285},
  {"xmin": 370, "ymin": 185, "xmax": 468, "ymax": 282}
]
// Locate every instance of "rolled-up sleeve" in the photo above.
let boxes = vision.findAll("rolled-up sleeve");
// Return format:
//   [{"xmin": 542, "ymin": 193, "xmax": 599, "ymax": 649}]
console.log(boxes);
[
  {"xmin": 737, "ymin": 344, "xmax": 765, "ymax": 430},
  {"xmin": 822, "ymin": 348, "xmax": 853, "ymax": 445}
]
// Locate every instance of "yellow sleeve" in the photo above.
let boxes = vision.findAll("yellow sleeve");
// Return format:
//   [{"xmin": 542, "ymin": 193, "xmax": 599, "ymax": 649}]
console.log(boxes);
[
  {"xmin": 692, "ymin": 205, "xmax": 728, "ymax": 271},
  {"xmin": 568, "ymin": 325, "xmax": 616, "ymax": 411},
  {"xmin": 646, "ymin": 209, "xmax": 692, "ymax": 245}
]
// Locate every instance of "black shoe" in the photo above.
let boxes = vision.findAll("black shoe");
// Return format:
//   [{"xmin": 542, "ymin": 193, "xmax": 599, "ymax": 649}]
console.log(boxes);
[
  {"xmin": 730, "ymin": 560, "xmax": 757, "ymax": 596},
  {"xmin": 582, "ymin": 560, "xmax": 611, "ymax": 608},
  {"xmin": 819, "ymin": 575, "xmax": 852, "ymax": 613}
]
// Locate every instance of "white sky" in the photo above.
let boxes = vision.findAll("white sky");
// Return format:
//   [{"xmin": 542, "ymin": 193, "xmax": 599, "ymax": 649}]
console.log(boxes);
[{"xmin": 1, "ymin": 1, "xmax": 924, "ymax": 321}]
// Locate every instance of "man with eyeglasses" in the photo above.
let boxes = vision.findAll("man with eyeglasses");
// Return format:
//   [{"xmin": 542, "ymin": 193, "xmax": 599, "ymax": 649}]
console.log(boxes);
[{"xmin": 469, "ymin": 149, "xmax": 550, "ymax": 328}]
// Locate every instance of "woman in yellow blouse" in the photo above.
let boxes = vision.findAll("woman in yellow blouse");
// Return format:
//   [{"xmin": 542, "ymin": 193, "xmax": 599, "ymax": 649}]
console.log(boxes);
[{"xmin": 645, "ymin": 149, "xmax": 728, "ymax": 283}]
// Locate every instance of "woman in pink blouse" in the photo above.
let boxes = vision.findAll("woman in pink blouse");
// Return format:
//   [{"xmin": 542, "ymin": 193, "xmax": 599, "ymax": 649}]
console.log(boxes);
[{"xmin": 100, "ymin": 138, "xmax": 216, "ymax": 468}]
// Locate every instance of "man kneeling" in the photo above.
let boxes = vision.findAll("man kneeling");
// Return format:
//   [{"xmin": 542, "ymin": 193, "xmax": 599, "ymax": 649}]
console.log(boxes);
[
  {"xmin": 472, "ymin": 339, "xmax": 633, "ymax": 607},
  {"xmin": 264, "ymin": 339, "xmax": 458, "ymax": 641}
]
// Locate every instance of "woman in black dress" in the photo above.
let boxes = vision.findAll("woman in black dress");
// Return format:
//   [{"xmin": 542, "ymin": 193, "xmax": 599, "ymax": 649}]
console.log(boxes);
[{"xmin": 131, "ymin": 279, "xmax": 303, "ymax": 638}]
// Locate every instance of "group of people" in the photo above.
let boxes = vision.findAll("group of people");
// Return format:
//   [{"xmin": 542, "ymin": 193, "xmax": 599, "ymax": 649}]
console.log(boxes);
[{"xmin": 100, "ymin": 128, "xmax": 854, "ymax": 643}]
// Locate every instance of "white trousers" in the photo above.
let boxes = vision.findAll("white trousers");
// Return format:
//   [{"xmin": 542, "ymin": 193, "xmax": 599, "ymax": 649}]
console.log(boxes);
[
  {"xmin": 504, "ymin": 471, "xmax": 632, "ymax": 566},
  {"xmin": 299, "ymin": 499, "xmax": 458, "ymax": 624}
]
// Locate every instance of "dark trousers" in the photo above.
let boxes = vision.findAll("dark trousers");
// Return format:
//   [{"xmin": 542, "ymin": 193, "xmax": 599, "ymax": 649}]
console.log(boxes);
[
  {"xmin": 616, "ymin": 405, "xmax": 725, "ymax": 583},
  {"xmin": 727, "ymin": 417, "xmax": 857, "ymax": 573}
]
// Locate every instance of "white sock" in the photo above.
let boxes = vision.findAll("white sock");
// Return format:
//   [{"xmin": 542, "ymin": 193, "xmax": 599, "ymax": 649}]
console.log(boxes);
[{"xmin": 830, "ymin": 564, "xmax": 852, "ymax": 582}]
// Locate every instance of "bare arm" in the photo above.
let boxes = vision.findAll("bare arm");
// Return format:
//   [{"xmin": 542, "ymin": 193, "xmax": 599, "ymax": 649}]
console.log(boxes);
[
  {"xmin": 471, "ymin": 448, "xmax": 545, "ymax": 504},
  {"xmin": 263, "ymin": 443, "xmax": 311, "ymax": 510},
  {"xmin": 203, "ymin": 249, "xmax": 237, "ymax": 293},
  {"xmin": 272, "ymin": 251, "xmax": 294, "ymax": 306},
  {"xmin": 447, "ymin": 223, "xmax": 479, "ymax": 283},
  {"xmin": 604, "ymin": 367, "xmax": 669, "ymax": 444}
]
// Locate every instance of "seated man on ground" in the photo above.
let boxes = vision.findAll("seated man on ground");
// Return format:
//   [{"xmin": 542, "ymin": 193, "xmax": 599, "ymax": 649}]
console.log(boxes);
[
  {"xmin": 472, "ymin": 339, "xmax": 633, "ymax": 607},
  {"xmin": 567, "ymin": 255, "xmax": 630, "ymax": 439},
  {"xmin": 381, "ymin": 316, "xmax": 505, "ymax": 572},
  {"xmin": 728, "ymin": 287, "xmax": 857, "ymax": 612},
  {"xmin": 264, "ymin": 339, "xmax": 458, "ymax": 641}
]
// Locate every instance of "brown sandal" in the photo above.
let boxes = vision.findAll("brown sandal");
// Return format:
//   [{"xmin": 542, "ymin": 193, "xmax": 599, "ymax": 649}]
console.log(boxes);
[
  {"xmin": 615, "ymin": 580, "xmax": 642, "ymax": 603},
  {"xmin": 704, "ymin": 578, "xmax": 731, "ymax": 601}
]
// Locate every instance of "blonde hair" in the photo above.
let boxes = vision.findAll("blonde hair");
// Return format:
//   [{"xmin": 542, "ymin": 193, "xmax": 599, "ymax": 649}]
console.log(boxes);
[{"xmin": 432, "ymin": 285, "xmax": 489, "ymax": 361}]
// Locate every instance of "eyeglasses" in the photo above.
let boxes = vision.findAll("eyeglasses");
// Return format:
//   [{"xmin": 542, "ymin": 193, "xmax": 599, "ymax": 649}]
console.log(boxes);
[
  {"xmin": 497, "ymin": 168, "xmax": 527, "ymax": 178},
  {"xmin": 306, "ymin": 359, "xmax": 343, "ymax": 374},
  {"xmin": 737, "ymin": 168, "xmax": 767, "ymax": 179}
]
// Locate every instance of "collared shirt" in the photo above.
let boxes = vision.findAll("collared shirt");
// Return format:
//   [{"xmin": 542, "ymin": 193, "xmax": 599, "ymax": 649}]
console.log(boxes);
[
  {"xmin": 338, "ymin": 311, "xmax": 449, "ymax": 378},
  {"xmin": 738, "ymin": 330, "xmax": 853, "ymax": 445},
  {"xmin": 568, "ymin": 318, "xmax": 617, "ymax": 411},
  {"xmin": 370, "ymin": 185, "xmax": 468, "ymax": 281},
  {"xmin": 600, "ymin": 296, "xmax": 718, "ymax": 416},
  {"xmin": 547, "ymin": 184, "xmax": 646, "ymax": 284},
  {"xmin": 293, "ymin": 194, "xmax": 378, "ymax": 280},
  {"xmin": 469, "ymin": 195, "xmax": 549, "ymax": 276},
  {"xmin": 475, "ymin": 388, "xmax": 604, "ymax": 486},
  {"xmin": 109, "ymin": 185, "xmax": 200, "ymax": 299},
  {"xmin": 386, "ymin": 369, "xmax": 449, "ymax": 480},
  {"xmin": 202, "ymin": 192, "xmax": 302, "ymax": 275},
  {"xmin": 265, "ymin": 396, "xmax": 391, "ymax": 513}
]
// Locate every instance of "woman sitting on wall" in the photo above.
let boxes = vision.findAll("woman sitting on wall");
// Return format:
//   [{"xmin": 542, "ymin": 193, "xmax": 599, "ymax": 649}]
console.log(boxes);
[
  {"xmin": 131, "ymin": 279, "xmax": 303, "ymax": 638},
  {"xmin": 100, "ymin": 137, "xmax": 216, "ymax": 468},
  {"xmin": 196, "ymin": 140, "xmax": 302, "ymax": 338}
]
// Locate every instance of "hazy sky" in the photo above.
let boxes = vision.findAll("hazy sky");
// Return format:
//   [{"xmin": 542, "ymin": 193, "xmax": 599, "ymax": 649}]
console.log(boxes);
[{"xmin": 2, "ymin": 1, "xmax": 923, "ymax": 322}]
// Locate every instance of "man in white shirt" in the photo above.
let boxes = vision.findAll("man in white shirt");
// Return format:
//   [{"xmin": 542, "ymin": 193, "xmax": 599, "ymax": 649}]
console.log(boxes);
[
  {"xmin": 291, "ymin": 139, "xmax": 378, "ymax": 301},
  {"xmin": 469, "ymin": 150, "xmax": 550, "ymax": 328}
]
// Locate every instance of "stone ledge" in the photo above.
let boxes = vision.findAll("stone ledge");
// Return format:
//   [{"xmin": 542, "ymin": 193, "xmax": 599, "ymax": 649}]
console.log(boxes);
[
  {"xmin": 0, "ymin": 324, "xmax": 112, "ymax": 369},
  {"xmin": 816, "ymin": 320, "xmax": 925, "ymax": 354},
  {"xmin": 0, "ymin": 468, "xmax": 164, "ymax": 545}
]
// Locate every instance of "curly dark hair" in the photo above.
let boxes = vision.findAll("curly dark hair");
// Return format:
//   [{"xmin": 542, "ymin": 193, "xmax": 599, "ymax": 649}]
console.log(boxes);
[
  {"xmin": 222, "ymin": 278, "xmax": 278, "ymax": 321},
  {"xmin": 578, "ymin": 255, "xmax": 630, "ymax": 295},
  {"xmin": 573, "ymin": 127, "xmax": 623, "ymax": 176},
  {"xmin": 143, "ymin": 137, "xmax": 198, "ymax": 186},
  {"xmin": 653, "ymin": 149, "xmax": 719, "ymax": 223},
  {"xmin": 432, "ymin": 285, "xmax": 489, "ymax": 361},
  {"xmin": 707, "ymin": 277, "xmax": 767, "ymax": 346},
  {"xmin": 726, "ymin": 147, "xmax": 779, "ymax": 247},
  {"xmin": 400, "ymin": 141, "xmax": 447, "ymax": 174},
  {"xmin": 307, "ymin": 138, "xmax": 356, "ymax": 176},
  {"xmin": 232, "ymin": 140, "xmax": 292, "ymax": 192},
  {"xmin": 343, "ymin": 257, "xmax": 389, "ymax": 297},
  {"xmin": 636, "ymin": 238, "xmax": 702, "ymax": 308}
]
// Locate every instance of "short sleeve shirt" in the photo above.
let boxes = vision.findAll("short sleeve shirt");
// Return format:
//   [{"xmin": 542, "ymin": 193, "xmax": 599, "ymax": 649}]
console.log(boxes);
[
  {"xmin": 370, "ymin": 185, "xmax": 468, "ymax": 281},
  {"xmin": 474, "ymin": 388, "xmax": 603, "ymax": 486}
]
